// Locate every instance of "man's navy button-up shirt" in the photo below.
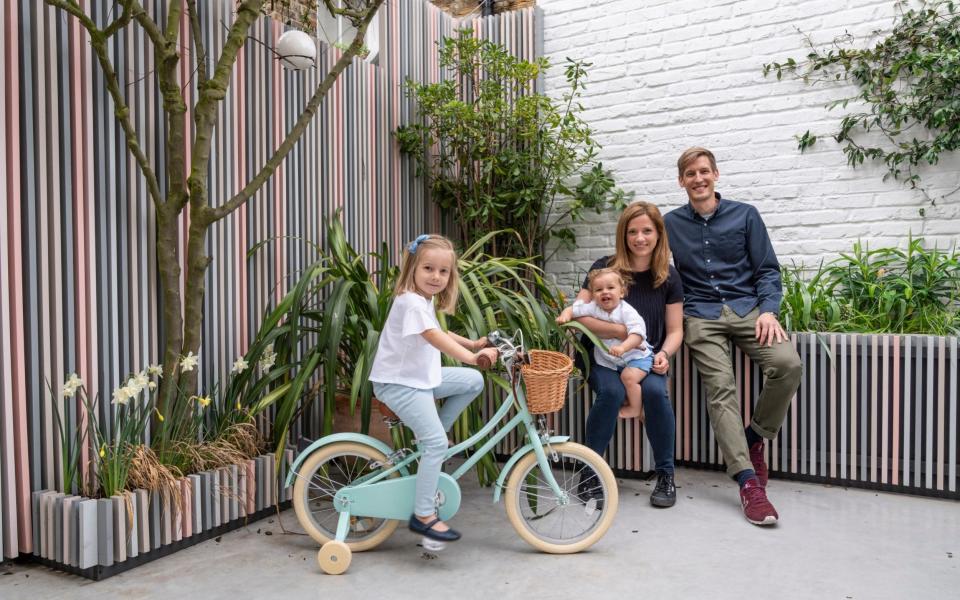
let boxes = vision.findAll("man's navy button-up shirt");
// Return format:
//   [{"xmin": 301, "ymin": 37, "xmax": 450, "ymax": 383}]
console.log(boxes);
[{"xmin": 664, "ymin": 194, "xmax": 783, "ymax": 320}]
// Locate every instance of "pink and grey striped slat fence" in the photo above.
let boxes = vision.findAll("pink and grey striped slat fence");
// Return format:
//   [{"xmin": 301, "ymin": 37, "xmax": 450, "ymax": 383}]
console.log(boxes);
[
  {"xmin": 0, "ymin": 0, "xmax": 542, "ymax": 560},
  {"xmin": 546, "ymin": 333, "xmax": 959, "ymax": 499}
]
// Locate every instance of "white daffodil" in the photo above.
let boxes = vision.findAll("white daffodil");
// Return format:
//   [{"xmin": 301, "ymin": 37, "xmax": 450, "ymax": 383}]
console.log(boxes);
[
  {"xmin": 147, "ymin": 381, "xmax": 157, "ymax": 391},
  {"xmin": 258, "ymin": 344, "xmax": 277, "ymax": 371},
  {"xmin": 132, "ymin": 371, "xmax": 150, "ymax": 390},
  {"xmin": 231, "ymin": 357, "xmax": 249, "ymax": 375},
  {"xmin": 259, "ymin": 352, "xmax": 277, "ymax": 371},
  {"xmin": 112, "ymin": 387, "xmax": 131, "ymax": 405},
  {"xmin": 180, "ymin": 352, "xmax": 199, "ymax": 372},
  {"xmin": 123, "ymin": 382, "xmax": 141, "ymax": 399},
  {"xmin": 146, "ymin": 364, "xmax": 163, "ymax": 377},
  {"xmin": 62, "ymin": 373, "xmax": 83, "ymax": 398}
]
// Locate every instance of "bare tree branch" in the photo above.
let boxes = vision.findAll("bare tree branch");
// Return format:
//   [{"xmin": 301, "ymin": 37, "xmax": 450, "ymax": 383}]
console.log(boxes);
[
  {"xmin": 119, "ymin": 0, "xmax": 165, "ymax": 47},
  {"xmin": 186, "ymin": 0, "xmax": 208, "ymax": 87},
  {"xmin": 211, "ymin": 0, "xmax": 386, "ymax": 222},
  {"xmin": 45, "ymin": 0, "xmax": 163, "ymax": 207}
]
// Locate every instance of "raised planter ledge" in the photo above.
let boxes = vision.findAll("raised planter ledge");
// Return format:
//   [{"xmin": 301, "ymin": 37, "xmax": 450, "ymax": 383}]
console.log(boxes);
[
  {"xmin": 23, "ymin": 451, "xmax": 294, "ymax": 580},
  {"xmin": 23, "ymin": 502, "xmax": 291, "ymax": 581}
]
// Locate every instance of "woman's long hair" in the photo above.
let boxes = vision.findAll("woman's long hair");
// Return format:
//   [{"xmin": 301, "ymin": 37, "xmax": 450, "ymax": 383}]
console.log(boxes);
[{"xmin": 607, "ymin": 201, "xmax": 671, "ymax": 288}]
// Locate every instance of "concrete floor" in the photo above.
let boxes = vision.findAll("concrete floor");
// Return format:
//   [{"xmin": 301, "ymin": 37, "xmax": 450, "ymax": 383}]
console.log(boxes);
[{"xmin": 2, "ymin": 467, "xmax": 957, "ymax": 600}]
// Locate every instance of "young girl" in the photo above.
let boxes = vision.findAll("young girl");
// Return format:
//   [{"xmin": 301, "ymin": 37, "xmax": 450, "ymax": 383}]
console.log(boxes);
[
  {"xmin": 558, "ymin": 268, "xmax": 652, "ymax": 419},
  {"xmin": 368, "ymin": 234, "xmax": 498, "ymax": 543}
]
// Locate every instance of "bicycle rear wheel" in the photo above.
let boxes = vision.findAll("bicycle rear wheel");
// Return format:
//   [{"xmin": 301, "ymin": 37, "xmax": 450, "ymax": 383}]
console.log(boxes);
[
  {"xmin": 504, "ymin": 442, "xmax": 618, "ymax": 553},
  {"xmin": 292, "ymin": 442, "xmax": 399, "ymax": 552}
]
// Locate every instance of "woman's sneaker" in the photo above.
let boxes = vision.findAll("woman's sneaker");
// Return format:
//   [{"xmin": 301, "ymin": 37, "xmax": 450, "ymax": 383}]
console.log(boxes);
[
  {"xmin": 739, "ymin": 479, "xmax": 778, "ymax": 525},
  {"xmin": 650, "ymin": 471, "xmax": 676, "ymax": 508}
]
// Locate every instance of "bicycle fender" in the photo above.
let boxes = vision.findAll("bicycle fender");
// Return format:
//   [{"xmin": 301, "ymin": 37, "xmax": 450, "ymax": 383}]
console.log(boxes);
[
  {"xmin": 492, "ymin": 436, "xmax": 570, "ymax": 503},
  {"xmin": 285, "ymin": 433, "xmax": 403, "ymax": 487}
]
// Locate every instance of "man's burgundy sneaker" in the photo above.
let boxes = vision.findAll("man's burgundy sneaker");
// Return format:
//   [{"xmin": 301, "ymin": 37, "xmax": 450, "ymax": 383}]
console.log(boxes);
[
  {"xmin": 739, "ymin": 479, "xmax": 779, "ymax": 526},
  {"xmin": 749, "ymin": 440, "xmax": 769, "ymax": 488}
]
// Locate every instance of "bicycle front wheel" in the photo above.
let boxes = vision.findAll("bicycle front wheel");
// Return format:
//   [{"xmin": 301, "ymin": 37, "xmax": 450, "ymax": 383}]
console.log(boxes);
[
  {"xmin": 504, "ymin": 442, "xmax": 618, "ymax": 554},
  {"xmin": 292, "ymin": 442, "xmax": 399, "ymax": 552}
]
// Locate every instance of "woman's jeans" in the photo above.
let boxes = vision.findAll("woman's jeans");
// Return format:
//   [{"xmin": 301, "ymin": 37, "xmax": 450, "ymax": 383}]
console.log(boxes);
[
  {"xmin": 372, "ymin": 367, "xmax": 484, "ymax": 517},
  {"xmin": 586, "ymin": 363, "xmax": 675, "ymax": 474}
]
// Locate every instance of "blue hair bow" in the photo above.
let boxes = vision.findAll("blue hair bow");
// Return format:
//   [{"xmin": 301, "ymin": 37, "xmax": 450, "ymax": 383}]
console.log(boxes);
[{"xmin": 408, "ymin": 234, "xmax": 430, "ymax": 254}]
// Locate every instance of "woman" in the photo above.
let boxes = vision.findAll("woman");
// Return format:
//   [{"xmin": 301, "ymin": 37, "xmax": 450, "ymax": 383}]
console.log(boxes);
[{"xmin": 558, "ymin": 202, "xmax": 683, "ymax": 507}]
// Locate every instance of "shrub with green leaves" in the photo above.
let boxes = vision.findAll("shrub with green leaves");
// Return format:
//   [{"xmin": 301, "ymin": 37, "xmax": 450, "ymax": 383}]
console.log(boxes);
[
  {"xmin": 781, "ymin": 237, "xmax": 960, "ymax": 335},
  {"xmin": 241, "ymin": 217, "xmax": 602, "ymax": 484},
  {"xmin": 396, "ymin": 29, "xmax": 630, "ymax": 261}
]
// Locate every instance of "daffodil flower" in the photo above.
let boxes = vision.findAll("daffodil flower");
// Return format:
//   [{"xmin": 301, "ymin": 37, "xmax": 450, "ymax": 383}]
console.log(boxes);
[
  {"xmin": 133, "ymin": 371, "xmax": 150, "ymax": 390},
  {"xmin": 147, "ymin": 364, "xmax": 163, "ymax": 377},
  {"xmin": 231, "ymin": 357, "xmax": 249, "ymax": 374},
  {"xmin": 196, "ymin": 395, "xmax": 211, "ymax": 408},
  {"xmin": 180, "ymin": 351, "xmax": 199, "ymax": 372},
  {"xmin": 112, "ymin": 387, "xmax": 131, "ymax": 405},
  {"xmin": 99, "ymin": 444, "xmax": 106, "ymax": 458},
  {"xmin": 62, "ymin": 373, "xmax": 84, "ymax": 398}
]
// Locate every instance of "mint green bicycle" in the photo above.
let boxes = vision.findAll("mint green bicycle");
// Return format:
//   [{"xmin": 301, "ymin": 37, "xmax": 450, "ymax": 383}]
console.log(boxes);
[{"xmin": 286, "ymin": 330, "xmax": 619, "ymax": 574}]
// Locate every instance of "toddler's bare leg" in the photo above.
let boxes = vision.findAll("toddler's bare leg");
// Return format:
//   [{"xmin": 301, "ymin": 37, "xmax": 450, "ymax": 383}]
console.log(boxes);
[{"xmin": 618, "ymin": 368, "xmax": 647, "ymax": 420}]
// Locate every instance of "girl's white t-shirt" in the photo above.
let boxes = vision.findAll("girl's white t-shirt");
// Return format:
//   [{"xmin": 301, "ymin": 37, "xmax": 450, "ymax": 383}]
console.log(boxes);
[{"xmin": 369, "ymin": 292, "xmax": 441, "ymax": 389}]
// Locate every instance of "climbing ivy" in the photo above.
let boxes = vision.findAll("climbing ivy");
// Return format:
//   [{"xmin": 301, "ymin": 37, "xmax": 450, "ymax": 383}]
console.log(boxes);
[{"xmin": 763, "ymin": 0, "xmax": 960, "ymax": 203}]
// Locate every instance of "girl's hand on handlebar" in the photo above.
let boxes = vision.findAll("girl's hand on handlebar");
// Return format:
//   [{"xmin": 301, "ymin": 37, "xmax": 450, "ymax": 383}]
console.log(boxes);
[
  {"xmin": 474, "ymin": 347, "xmax": 499, "ymax": 370},
  {"xmin": 471, "ymin": 336, "xmax": 490, "ymax": 351}
]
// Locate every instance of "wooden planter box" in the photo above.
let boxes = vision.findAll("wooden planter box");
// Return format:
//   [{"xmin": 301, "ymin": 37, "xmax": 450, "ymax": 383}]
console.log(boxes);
[
  {"xmin": 546, "ymin": 333, "xmax": 959, "ymax": 499},
  {"xmin": 26, "ymin": 451, "xmax": 294, "ymax": 580}
]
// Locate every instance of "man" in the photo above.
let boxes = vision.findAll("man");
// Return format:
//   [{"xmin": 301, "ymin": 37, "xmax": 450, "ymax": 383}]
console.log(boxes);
[{"xmin": 664, "ymin": 147, "xmax": 802, "ymax": 526}]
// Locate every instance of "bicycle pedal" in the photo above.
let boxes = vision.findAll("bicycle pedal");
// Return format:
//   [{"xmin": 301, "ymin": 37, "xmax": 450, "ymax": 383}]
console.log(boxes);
[{"xmin": 420, "ymin": 537, "xmax": 447, "ymax": 552}]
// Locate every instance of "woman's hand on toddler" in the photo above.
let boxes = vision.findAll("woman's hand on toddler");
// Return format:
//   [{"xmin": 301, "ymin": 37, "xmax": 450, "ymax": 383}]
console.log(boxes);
[{"xmin": 555, "ymin": 306, "xmax": 574, "ymax": 324}]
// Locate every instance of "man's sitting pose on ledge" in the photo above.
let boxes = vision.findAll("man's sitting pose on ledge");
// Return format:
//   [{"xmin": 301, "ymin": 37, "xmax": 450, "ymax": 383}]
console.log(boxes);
[{"xmin": 664, "ymin": 147, "xmax": 802, "ymax": 526}]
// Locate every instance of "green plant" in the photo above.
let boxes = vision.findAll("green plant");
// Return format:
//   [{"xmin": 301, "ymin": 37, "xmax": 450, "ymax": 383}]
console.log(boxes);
[
  {"xmin": 49, "ymin": 374, "xmax": 90, "ymax": 495},
  {"xmin": 763, "ymin": 0, "xmax": 960, "ymax": 202},
  {"xmin": 396, "ymin": 29, "xmax": 630, "ymax": 261},
  {"xmin": 241, "ymin": 218, "xmax": 603, "ymax": 485},
  {"xmin": 780, "ymin": 237, "xmax": 960, "ymax": 334}
]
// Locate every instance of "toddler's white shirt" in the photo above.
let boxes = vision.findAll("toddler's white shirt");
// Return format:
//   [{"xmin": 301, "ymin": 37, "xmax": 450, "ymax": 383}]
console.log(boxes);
[{"xmin": 572, "ymin": 299, "xmax": 650, "ymax": 370}]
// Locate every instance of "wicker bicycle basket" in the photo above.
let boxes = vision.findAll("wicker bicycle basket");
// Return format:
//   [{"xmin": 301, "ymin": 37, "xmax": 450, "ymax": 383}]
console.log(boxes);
[{"xmin": 520, "ymin": 350, "xmax": 573, "ymax": 414}]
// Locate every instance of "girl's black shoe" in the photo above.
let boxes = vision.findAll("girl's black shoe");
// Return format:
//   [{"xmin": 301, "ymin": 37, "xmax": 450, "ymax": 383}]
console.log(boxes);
[{"xmin": 409, "ymin": 515, "xmax": 462, "ymax": 542}]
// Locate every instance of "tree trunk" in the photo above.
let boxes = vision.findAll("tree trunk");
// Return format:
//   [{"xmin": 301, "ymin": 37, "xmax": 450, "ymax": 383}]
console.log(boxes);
[{"xmin": 156, "ymin": 204, "xmax": 185, "ymax": 415}]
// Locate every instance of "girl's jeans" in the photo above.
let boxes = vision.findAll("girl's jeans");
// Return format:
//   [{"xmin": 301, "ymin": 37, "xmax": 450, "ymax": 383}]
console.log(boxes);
[
  {"xmin": 585, "ymin": 364, "xmax": 676, "ymax": 474},
  {"xmin": 372, "ymin": 367, "xmax": 484, "ymax": 517}
]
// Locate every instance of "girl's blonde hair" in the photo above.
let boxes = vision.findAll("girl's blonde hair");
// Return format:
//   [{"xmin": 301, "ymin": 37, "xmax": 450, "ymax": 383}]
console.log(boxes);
[
  {"xmin": 607, "ymin": 201, "xmax": 671, "ymax": 288},
  {"xmin": 393, "ymin": 234, "xmax": 460, "ymax": 314}
]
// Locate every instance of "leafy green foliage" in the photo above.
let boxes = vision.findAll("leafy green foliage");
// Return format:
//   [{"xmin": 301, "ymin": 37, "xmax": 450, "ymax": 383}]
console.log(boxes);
[
  {"xmin": 396, "ymin": 30, "xmax": 630, "ymax": 260},
  {"xmin": 781, "ymin": 237, "xmax": 960, "ymax": 334},
  {"xmin": 763, "ymin": 1, "xmax": 960, "ymax": 201},
  {"xmin": 241, "ymin": 219, "xmax": 599, "ymax": 484}
]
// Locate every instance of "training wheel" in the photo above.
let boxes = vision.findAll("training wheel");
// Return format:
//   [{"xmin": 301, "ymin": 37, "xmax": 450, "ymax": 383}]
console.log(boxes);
[{"xmin": 317, "ymin": 540, "xmax": 352, "ymax": 575}]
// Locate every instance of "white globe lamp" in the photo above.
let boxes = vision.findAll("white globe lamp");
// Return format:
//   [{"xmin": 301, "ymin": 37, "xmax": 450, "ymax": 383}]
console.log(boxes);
[{"xmin": 276, "ymin": 30, "xmax": 316, "ymax": 70}]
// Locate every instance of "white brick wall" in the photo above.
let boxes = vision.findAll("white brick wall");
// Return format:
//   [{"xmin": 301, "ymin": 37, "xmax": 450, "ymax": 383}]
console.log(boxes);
[{"xmin": 540, "ymin": 0, "xmax": 960, "ymax": 292}]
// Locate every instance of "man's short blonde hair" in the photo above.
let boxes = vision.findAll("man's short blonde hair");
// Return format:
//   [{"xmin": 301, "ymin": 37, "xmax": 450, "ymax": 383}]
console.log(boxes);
[{"xmin": 677, "ymin": 147, "xmax": 718, "ymax": 178}]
